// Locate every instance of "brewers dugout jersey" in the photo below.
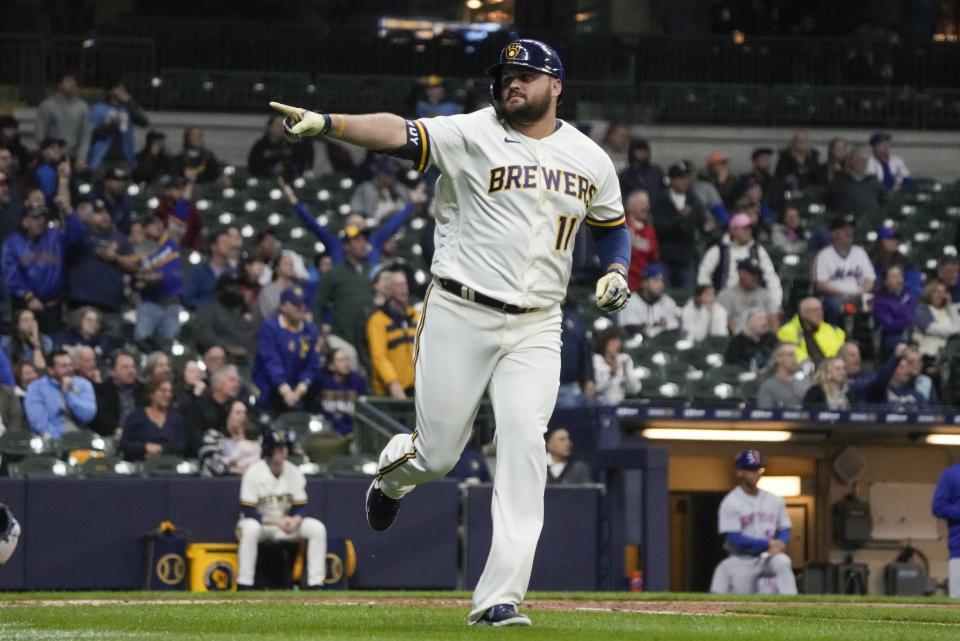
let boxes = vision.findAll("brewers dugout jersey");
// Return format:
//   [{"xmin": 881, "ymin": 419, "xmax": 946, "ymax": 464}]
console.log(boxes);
[
  {"xmin": 416, "ymin": 106, "xmax": 624, "ymax": 309},
  {"xmin": 239, "ymin": 460, "xmax": 308, "ymax": 520},
  {"xmin": 718, "ymin": 486, "xmax": 792, "ymax": 542}
]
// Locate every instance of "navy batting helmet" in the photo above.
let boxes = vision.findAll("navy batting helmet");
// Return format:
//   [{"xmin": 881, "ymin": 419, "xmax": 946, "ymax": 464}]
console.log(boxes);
[
  {"xmin": 261, "ymin": 428, "xmax": 296, "ymax": 458},
  {"xmin": 486, "ymin": 39, "xmax": 565, "ymax": 106},
  {"xmin": 735, "ymin": 448, "xmax": 766, "ymax": 470}
]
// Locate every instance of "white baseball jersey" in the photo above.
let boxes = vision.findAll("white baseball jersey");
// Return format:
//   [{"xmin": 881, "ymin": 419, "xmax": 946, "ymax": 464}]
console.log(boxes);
[
  {"xmin": 415, "ymin": 106, "xmax": 624, "ymax": 308},
  {"xmin": 239, "ymin": 460, "xmax": 307, "ymax": 520},
  {"xmin": 866, "ymin": 154, "xmax": 910, "ymax": 189},
  {"xmin": 813, "ymin": 245, "xmax": 876, "ymax": 296},
  {"xmin": 719, "ymin": 486, "xmax": 792, "ymax": 544},
  {"xmin": 618, "ymin": 292, "xmax": 680, "ymax": 336}
]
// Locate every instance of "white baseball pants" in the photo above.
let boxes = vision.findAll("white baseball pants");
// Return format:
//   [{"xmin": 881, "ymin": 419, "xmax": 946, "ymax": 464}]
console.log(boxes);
[
  {"xmin": 375, "ymin": 284, "xmax": 562, "ymax": 622},
  {"xmin": 950, "ymin": 558, "xmax": 960, "ymax": 598},
  {"xmin": 709, "ymin": 553, "xmax": 798, "ymax": 595},
  {"xmin": 236, "ymin": 517, "xmax": 327, "ymax": 587}
]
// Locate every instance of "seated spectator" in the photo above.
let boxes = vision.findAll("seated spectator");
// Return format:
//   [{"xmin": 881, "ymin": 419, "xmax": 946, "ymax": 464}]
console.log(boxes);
[
  {"xmin": 703, "ymin": 152, "xmax": 740, "ymax": 209},
  {"xmin": 743, "ymin": 147, "xmax": 775, "ymax": 202},
  {"xmin": 252, "ymin": 287, "xmax": 320, "ymax": 414},
  {"xmin": 803, "ymin": 357, "xmax": 851, "ymax": 409},
  {"xmin": 36, "ymin": 72, "xmax": 91, "ymax": 170},
  {"xmin": 652, "ymin": 163, "xmax": 711, "ymax": 289},
  {"xmin": 557, "ymin": 297, "xmax": 596, "ymax": 409},
  {"xmin": 915, "ymin": 280, "xmax": 960, "ymax": 367},
  {"xmin": 1, "ymin": 309, "xmax": 53, "ymax": 372},
  {"xmin": 142, "ymin": 351, "xmax": 172, "ymax": 383},
  {"xmin": 91, "ymin": 350, "xmax": 141, "ymax": 438},
  {"xmin": 56, "ymin": 306, "xmax": 114, "ymax": 361},
  {"xmin": 366, "ymin": 271, "xmax": 418, "ymax": 399},
  {"xmin": 777, "ymin": 297, "xmax": 845, "ymax": 366},
  {"xmin": 757, "ymin": 343, "xmax": 809, "ymax": 409},
  {"xmin": 253, "ymin": 229, "xmax": 282, "ymax": 281},
  {"xmin": 176, "ymin": 358, "xmax": 206, "ymax": 408},
  {"xmin": 119, "ymin": 374, "xmax": 186, "ymax": 461},
  {"xmin": 592, "ymin": 326, "xmax": 641, "ymax": 405},
  {"xmin": 839, "ymin": 341, "xmax": 873, "ymax": 401},
  {"xmin": 813, "ymin": 213, "xmax": 876, "ymax": 324},
  {"xmin": 414, "ymin": 74, "xmax": 463, "ymax": 118},
  {"xmin": 34, "ymin": 137, "xmax": 66, "ymax": 200},
  {"xmin": 775, "ymin": 130, "xmax": 820, "ymax": 190},
  {"xmin": 814, "ymin": 137, "xmax": 848, "ymax": 185},
  {"xmin": 315, "ymin": 348, "xmax": 367, "ymax": 436},
  {"xmin": 936, "ymin": 256, "xmax": 960, "ymax": 303},
  {"xmin": 65, "ymin": 198, "xmax": 139, "ymax": 335},
  {"xmin": 13, "ymin": 361, "xmax": 39, "ymax": 401},
  {"xmin": 24, "ymin": 348, "xmax": 97, "ymax": 437},
  {"xmin": 717, "ymin": 258, "xmax": 779, "ymax": 334},
  {"xmin": 866, "ymin": 131, "xmax": 912, "ymax": 192},
  {"xmin": 69, "ymin": 345, "xmax": 101, "ymax": 385},
  {"xmin": 2, "ymin": 204, "xmax": 65, "ymax": 334},
  {"xmin": 193, "ymin": 275, "xmax": 259, "ymax": 360},
  {"xmin": 258, "ymin": 251, "xmax": 305, "ymax": 323},
  {"xmin": 203, "ymin": 344, "xmax": 227, "ymax": 377},
  {"xmin": 133, "ymin": 130, "xmax": 176, "ymax": 184},
  {"xmin": 199, "ymin": 399, "xmax": 261, "ymax": 476},
  {"xmin": 350, "ymin": 157, "xmax": 410, "ymax": 224},
  {"xmin": 619, "ymin": 139, "xmax": 664, "ymax": 200},
  {"xmin": 825, "ymin": 147, "xmax": 885, "ymax": 221},
  {"xmin": 180, "ymin": 364, "xmax": 241, "ymax": 456},
  {"xmin": 873, "ymin": 265, "xmax": 917, "ymax": 360},
  {"xmin": 151, "ymin": 175, "xmax": 201, "ymax": 252},
  {"xmin": 0, "ymin": 380, "xmax": 25, "ymax": 435},
  {"xmin": 182, "ymin": 230, "xmax": 236, "ymax": 311},
  {"xmin": 735, "ymin": 180, "xmax": 775, "ymax": 237},
  {"xmin": 725, "ymin": 309, "xmax": 778, "ymax": 371},
  {"xmin": 177, "ymin": 126, "xmax": 222, "ymax": 184},
  {"xmin": 698, "ymin": 213, "xmax": 781, "ymax": 309},
  {"xmin": 687, "ymin": 158, "xmax": 730, "ymax": 228},
  {"xmin": 546, "ymin": 427, "xmax": 592, "ymax": 484},
  {"xmin": 864, "ymin": 346, "xmax": 936, "ymax": 408},
  {"xmin": 92, "ymin": 166, "xmax": 135, "ymax": 235},
  {"xmin": 770, "ymin": 205, "xmax": 808, "ymax": 255},
  {"xmin": 681, "ymin": 284, "xmax": 728, "ymax": 343},
  {"xmin": 87, "ymin": 79, "xmax": 148, "ymax": 171},
  {"xmin": 0, "ymin": 114, "xmax": 31, "ymax": 179},
  {"xmin": 238, "ymin": 252, "xmax": 265, "ymax": 309},
  {"xmin": 904, "ymin": 345, "xmax": 938, "ymax": 405},
  {"xmin": 624, "ymin": 190, "xmax": 659, "ymax": 293},
  {"xmin": 618, "ymin": 263, "xmax": 681, "ymax": 337},
  {"xmin": 133, "ymin": 211, "xmax": 183, "ymax": 342},
  {"xmin": 247, "ymin": 114, "xmax": 312, "ymax": 180},
  {"xmin": 600, "ymin": 122, "xmax": 631, "ymax": 172},
  {"xmin": 870, "ymin": 227, "xmax": 922, "ymax": 296}
]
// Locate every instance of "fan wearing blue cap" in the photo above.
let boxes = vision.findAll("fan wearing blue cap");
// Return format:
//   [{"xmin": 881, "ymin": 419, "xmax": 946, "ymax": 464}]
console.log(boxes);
[
  {"xmin": 617, "ymin": 262, "xmax": 681, "ymax": 337},
  {"xmin": 250, "ymin": 286, "xmax": 320, "ymax": 415},
  {"xmin": 709, "ymin": 448, "xmax": 798, "ymax": 595}
]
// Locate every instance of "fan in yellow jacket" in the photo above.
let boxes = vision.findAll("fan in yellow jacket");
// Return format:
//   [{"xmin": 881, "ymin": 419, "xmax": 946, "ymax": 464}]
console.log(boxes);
[
  {"xmin": 366, "ymin": 270, "xmax": 420, "ymax": 398},
  {"xmin": 776, "ymin": 297, "xmax": 845, "ymax": 364}
]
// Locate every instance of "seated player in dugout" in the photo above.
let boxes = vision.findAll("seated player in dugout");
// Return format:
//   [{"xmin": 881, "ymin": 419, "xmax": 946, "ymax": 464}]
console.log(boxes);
[{"xmin": 236, "ymin": 429, "xmax": 327, "ymax": 589}]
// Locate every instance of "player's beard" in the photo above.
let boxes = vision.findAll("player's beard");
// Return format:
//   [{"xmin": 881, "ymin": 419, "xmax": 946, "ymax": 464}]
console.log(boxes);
[{"xmin": 502, "ymin": 85, "xmax": 553, "ymax": 125}]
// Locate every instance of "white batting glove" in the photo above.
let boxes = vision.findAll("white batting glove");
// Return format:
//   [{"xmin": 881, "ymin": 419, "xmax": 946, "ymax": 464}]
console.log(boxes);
[
  {"xmin": 269, "ymin": 102, "xmax": 329, "ymax": 142},
  {"xmin": 596, "ymin": 268, "xmax": 629, "ymax": 314}
]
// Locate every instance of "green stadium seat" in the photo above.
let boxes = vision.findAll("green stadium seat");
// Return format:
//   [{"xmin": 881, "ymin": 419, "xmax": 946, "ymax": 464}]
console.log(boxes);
[
  {"xmin": 7, "ymin": 455, "xmax": 73, "ymax": 479},
  {"xmin": 0, "ymin": 431, "xmax": 53, "ymax": 457},
  {"xmin": 143, "ymin": 455, "xmax": 196, "ymax": 477},
  {"xmin": 77, "ymin": 455, "xmax": 136, "ymax": 478}
]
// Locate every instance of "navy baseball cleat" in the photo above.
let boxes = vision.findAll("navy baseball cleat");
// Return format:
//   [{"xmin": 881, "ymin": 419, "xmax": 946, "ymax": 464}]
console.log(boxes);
[
  {"xmin": 472, "ymin": 604, "xmax": 532, "ymax": 627},
  {"xmin": 365, "ymin": 480, "xmax": 402, "ymax": 532}
]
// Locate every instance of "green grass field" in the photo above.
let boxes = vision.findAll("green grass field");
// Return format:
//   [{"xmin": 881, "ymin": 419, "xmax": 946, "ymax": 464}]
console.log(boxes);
[{"xmin": 2, "ymin": 591, "xmax": 959, "ymax": 641}]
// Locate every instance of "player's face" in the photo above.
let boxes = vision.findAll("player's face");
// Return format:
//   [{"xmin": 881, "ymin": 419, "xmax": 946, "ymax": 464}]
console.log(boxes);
[
  {"xmin": 737, "ymin": 468, "xmax": 762, "ymax": 489},
  {"xmin": 499, "ymin": 67, "xmax": 558, "ymax": 123},
  {"xmin": 270, "ymin": 444, "xmax": 289, "ymax": 464}
]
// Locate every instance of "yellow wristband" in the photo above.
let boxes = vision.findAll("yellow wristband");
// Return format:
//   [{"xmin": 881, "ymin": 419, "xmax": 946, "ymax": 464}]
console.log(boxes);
[{"xmin": 335, "ymin": 115, "xmax": 345, "ymax": 139}]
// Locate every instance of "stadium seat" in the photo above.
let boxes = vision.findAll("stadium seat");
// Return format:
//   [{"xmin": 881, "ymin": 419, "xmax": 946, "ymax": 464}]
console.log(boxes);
[
  {"xmin": 688, "ymin": 379, "xmax": 742, "ymax": 404},
  {"xmin": 77, "ymin": 455, "xmax": 136, "ymax": 478},
  {"xmin": 0, "ymin": 431, "xmax": 54, "ymax": 457},
  {"xmin": 273, "ymin": 411, "xmax": 331, "ymax": 440},
  {"xmin": 54, "ymin": 429, "xmax": 108, "ymax": 456},
  {"xmin": 6, "ymin": 455, "xmax": 73, "ymax": 479},
  {"xmin": 325, "ymin": 454, "xmax": 377, "ymax": 478},
  {"xmin": 143, "ymin": 455, "xmax": 196, "ymax": 477}
]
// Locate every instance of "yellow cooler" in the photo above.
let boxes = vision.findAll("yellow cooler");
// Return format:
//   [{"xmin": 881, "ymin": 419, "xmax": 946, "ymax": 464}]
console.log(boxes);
[{"xmin": 186, "ymin": 543, "xmax": 238, "ymax": 592}]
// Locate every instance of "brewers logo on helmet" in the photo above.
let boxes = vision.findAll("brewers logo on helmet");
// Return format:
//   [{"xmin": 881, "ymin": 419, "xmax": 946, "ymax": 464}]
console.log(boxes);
[
  {"xmin": 486, "ymin": 38, "xmax": 565, "ymax": 106},
  {"xmin": 261, "ymin": 428, "xmax": 297, "ymax": 458}
]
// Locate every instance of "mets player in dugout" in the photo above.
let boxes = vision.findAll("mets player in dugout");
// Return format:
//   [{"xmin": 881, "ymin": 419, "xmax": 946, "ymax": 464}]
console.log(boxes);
[{"xmin": 271, "ymin": 38, "xmax": 630, "ymax": 626}]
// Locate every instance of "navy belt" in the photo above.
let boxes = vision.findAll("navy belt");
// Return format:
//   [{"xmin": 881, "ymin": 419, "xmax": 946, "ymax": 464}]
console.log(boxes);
[{"xmin": 435, "ymin": 278, "xmax": 543, "ymax": 314}]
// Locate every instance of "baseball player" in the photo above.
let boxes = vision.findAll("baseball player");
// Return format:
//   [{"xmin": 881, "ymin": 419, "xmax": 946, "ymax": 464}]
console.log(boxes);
[
  {"xmin": 270, "ymin": 37, "xmax": 630, "ymax": 626},
  {"xmin": 710, "ymin": 448, "xmax": 797, "ymax": 595},
  {"xmin": 236, "ymin": 429, "xmax": 327, "ymax": 589}
]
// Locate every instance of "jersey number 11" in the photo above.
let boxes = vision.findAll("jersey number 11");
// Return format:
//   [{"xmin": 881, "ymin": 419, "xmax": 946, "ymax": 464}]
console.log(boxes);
[{"xmin": 555, "ymin": 214, "xmax": 578, "ymax": 252}]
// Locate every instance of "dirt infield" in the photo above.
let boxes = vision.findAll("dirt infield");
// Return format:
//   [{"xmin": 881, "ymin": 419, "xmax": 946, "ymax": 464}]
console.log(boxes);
[{"xmin": 0, "ymin": 596, "xmax": 940, "ymax": 616}]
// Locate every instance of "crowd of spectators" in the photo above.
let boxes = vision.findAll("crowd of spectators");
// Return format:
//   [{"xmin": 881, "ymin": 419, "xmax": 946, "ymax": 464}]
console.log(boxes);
[{"xmin": 0, "ymin": 72, "xmax": 957, "ymax": 480}]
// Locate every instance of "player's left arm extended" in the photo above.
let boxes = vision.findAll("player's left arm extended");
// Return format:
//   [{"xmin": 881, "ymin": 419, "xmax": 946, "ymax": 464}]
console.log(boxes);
[{"xmin": 590, "ymin": 223, "xmax": 631, "ymax": 314}]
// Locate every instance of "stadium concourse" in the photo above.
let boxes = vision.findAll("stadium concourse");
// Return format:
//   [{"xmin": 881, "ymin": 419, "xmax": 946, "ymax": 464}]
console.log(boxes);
[{"xmin": 6, "ymin": 33, "xmax": 960, "ymax": 621}]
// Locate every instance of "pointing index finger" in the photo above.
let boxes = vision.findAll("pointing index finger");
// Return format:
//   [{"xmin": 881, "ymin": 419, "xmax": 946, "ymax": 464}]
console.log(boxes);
[{"xmin": 269, "ymin": 102, "xmax": 304, "ymax": 122}]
